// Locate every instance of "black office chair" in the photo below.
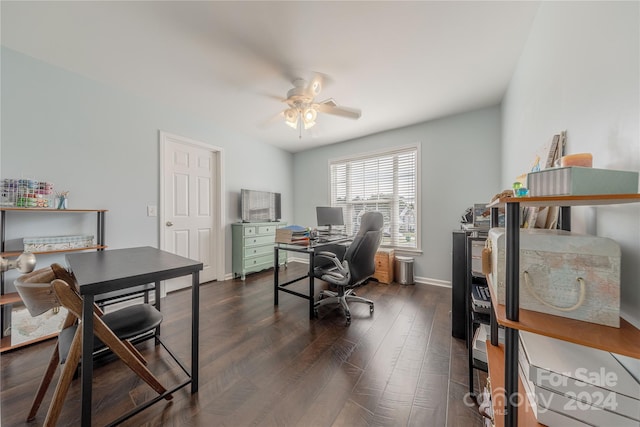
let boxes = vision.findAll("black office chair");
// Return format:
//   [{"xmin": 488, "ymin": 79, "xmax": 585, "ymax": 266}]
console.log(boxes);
[{"xmin": 313, "ymin": 211, "xmax": 384, "ymax": 325}]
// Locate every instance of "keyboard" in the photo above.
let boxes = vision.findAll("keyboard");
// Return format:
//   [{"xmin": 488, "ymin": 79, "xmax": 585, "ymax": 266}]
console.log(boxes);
[{"xmin": 317, "ymin": 235, "xmax": 348, "ymax": 243}]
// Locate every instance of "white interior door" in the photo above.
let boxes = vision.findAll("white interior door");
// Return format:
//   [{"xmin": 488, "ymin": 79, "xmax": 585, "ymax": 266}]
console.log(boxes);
[{"xmin": 160, "ymin": 132, "xmax": 224, "ymax": 294}]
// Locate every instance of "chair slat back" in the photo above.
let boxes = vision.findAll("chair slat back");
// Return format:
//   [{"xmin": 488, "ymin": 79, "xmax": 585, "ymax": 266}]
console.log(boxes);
[
  {"xmin": 51, "ymin": 263, "xmax": 79, "ymax": 290},
  {"xmin": 51, "ymin": 279, "xmax": 85, "ymax": 319},
  {"xmin": 14, "ymin": 267, "xmax": 59, "ymax": 317}
]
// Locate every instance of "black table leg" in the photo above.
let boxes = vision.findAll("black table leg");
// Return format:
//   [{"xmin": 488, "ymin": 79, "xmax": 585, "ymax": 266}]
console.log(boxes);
[
  {"xmin": 81, "ymin": 294, "xmax": 94, "ymax": 427},
  {"xmin": 274, "ymin": 246, "xmax": 279, "ymax": 306},
  {"xmin": 191, "ymin": 271, "xmax": 199, "ymax": 393},
  {"xmin": 155, "ymin": 280, "xmax": 161, "ymax": 342},
  {"xmin": 308, "ymin": 250, "xmax": 315, "ymax": 319}
]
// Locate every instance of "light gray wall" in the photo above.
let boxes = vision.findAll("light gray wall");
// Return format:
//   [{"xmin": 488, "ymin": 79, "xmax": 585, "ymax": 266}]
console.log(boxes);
[
  {"xmin": 292, "ymin": 106, "xmax": 502, "ymax": 283},
  {"xmin": 0, "ymin": 47, "xmax": 294, "ymax": 286},
  {"xmin": 501, "ymin": 1, "xmax": 640, "ymax": 326}
]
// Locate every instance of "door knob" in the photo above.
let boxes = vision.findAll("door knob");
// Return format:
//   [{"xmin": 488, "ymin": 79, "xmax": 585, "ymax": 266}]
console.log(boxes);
[{"xmin": 166, "ymin": 221, "xmax": 173, "ymax": 227}]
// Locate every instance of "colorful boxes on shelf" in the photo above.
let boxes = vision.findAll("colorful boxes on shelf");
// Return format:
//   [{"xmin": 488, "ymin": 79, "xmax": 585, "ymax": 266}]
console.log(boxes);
[
  {"xmin": 527, "ymin": 166, "xmax": 638, "ymax": 196},
  {"xmin": 23, "ymin": 235, "xmax": 94, "ymax": 252},
  {"xmin": 519, "ymin": 331, "xmax": 640, "ymax": 426},
  {"xmin": 488, "ymin": 228, "xmax": 621, "ymax": 327},
  {"xmin": 1, "ymin": 178, "xmax": 55, "ymax": 207}
]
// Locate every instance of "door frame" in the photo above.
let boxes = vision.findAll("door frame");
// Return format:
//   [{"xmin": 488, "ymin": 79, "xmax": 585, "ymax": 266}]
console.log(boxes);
[{"xmin": 159, "ymin": 131, "xmax": 226, "ymax": 292}]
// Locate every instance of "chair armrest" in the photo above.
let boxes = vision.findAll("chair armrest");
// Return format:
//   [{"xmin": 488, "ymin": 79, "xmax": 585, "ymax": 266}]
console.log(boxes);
[
  {"xmin": 320, "ymin": 260, "xmax": 351, "ymax": 286},
  {"xmin": 315, "ymin": 252, "xmax": 345, "ymax": 272}
]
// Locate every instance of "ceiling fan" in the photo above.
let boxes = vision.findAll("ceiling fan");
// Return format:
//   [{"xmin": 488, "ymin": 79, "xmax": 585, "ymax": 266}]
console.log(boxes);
[{"xmin": 277, "ymin": 74, "xmax": 361, "ymax": 137}]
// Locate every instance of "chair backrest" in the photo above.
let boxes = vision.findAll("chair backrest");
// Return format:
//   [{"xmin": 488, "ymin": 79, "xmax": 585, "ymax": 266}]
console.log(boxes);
[
  {"xmin": 51, "ymin": 278, "xmax": 86, "ymax": 320},
  {"xmin": 343, "ymin": 211, "xmax": 384, "ymax": 285},
  {"xmin": 14, "ymin": 267, "xmax": 59, "ymax": 317}
]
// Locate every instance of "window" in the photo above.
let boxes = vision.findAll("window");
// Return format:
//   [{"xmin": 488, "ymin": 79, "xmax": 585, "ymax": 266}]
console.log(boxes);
[{"xmin": 329, "ymin": 145, "xmax": 419, "ymax": 249}]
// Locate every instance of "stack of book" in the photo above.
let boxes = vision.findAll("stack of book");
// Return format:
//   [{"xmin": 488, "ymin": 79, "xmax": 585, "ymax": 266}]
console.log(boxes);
[{"xmin": 275, "ymin": 225, "xmax": 309, "ymax": 243}]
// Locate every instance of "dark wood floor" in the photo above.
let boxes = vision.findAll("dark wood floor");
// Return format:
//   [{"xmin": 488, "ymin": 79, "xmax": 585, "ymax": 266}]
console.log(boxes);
[{"xmin": 1, "ymin": 262, "xmax": 485, "ymax": 426}]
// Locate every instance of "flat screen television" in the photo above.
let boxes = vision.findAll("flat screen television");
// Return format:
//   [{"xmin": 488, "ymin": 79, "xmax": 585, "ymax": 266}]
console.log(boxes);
[{"xmin": 240, "ymin": 189, "xmax": 281, "ymax": 222}]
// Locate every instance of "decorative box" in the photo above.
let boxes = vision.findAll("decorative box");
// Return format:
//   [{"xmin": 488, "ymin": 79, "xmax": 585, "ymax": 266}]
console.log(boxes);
[
  {"xmin": 519, "ymin": 331, "xmax": 640, "ymax": 425},
  {"xmin": 489, "ymin": 228, "xmax": 620, "ymax": 327},
  {"xmin": 23, "ymin": 235, "xmax": 94, "ymax": 252},
  {"xmin": 372, "ymin": 248, "xmax": 394, "ymax": 284},
  {"xmin": 527, "ymin": 166, "xmax": 639, "ymax": 196}
]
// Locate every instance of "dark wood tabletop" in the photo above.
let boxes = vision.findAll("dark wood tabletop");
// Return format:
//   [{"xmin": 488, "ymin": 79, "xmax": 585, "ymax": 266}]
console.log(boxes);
[{"xmin": 66, "ymin": 246, "xmax": 203, "ymax": 295}]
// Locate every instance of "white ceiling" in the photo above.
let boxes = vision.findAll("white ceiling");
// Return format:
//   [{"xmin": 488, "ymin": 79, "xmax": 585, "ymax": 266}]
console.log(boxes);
[{"xmin": 1, "ymin": 1, "xmax": 540, "ymax": 153}]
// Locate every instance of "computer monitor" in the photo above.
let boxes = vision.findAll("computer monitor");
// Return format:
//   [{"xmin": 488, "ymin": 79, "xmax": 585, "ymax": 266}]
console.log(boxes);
[{"xmin": 316, "ymin": 206, "xmax": 344, "ymax": 234}]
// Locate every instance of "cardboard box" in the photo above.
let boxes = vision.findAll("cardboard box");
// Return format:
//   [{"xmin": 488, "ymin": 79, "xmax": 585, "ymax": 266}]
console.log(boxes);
[
  {"xmin": 372, "ymin": 248, "xmax": 394, "ymax": 284},
  {"xmin": 519, "ymin": 331, "xmax": 640, "ymax": 424},
  {"xmin": 489, "ymin": 228, "xmax": 620, "ymax": 327},
  {"xmin": 527, "ymin": 166, "xmax": 639, "ymax": 196}
]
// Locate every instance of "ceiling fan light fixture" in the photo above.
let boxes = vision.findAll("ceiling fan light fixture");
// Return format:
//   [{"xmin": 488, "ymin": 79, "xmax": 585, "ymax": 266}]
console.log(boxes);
[
  {"xmin": 302, "ymin": 106, "xmax": 317, "ymax": 129},
  {"xmin": 274, "ymin": 75, "xmax": 361, "ymax": 136},
  {"xmin": 284, "ymin": 108, "xmax": 299, "ymax": 129},
  {"xmin": 302, "ymin": 108, "xmax": 316, "ymax": 129}
]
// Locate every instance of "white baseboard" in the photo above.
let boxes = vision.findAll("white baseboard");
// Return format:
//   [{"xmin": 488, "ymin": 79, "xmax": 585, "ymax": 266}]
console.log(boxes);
[
  {"xmin": 414, "ymin": 276, "xmax": 451, "ymax": 288},
  {"xmin": 285, "ymin": 256, "xmax": 451, "ymax": 288}
]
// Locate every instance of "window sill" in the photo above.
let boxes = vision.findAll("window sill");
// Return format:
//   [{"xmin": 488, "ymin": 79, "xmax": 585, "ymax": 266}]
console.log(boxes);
[{"xmin": 380, "ymin": 245, "xmax": 423, "ymax": 255}]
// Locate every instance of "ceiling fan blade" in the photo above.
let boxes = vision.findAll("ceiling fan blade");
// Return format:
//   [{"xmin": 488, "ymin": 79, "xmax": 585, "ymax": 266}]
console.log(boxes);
[
  {"xmin": 316, "ymin": 100, "xmax": 362, "ymax": 120},
  {"xmin": 258, "ymin": 110, "xmax": 285, "ymax": 129},
  {"xmin": 256, "ymin": 91, "xmax": 286, "ymax": 102}
]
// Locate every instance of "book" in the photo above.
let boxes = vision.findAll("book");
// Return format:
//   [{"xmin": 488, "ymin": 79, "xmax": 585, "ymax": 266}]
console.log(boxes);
[{"xmin": 275, "ymin": 228, "xmax": 309, "ymax": 243}]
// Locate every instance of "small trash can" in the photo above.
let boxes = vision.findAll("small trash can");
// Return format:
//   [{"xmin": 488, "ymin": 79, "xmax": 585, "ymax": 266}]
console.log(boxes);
[{"xmin": 394, "ymin": 256, "xmax": 414, "ymax": 285}]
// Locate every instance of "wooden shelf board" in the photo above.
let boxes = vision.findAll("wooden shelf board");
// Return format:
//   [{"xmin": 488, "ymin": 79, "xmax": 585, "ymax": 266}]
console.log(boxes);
[
  {"xmin": 0, "ymin": 207, "xmax": 107, "ymax": 212},
  {"xmin": 1, "ymin": 245, "xmax": 107, "ymax": 258},
  {"xmin": 487, "ymin": 193, "xmax": 640, "ymax": 208},
  {"xmin": 0, "ymin": 331, "xmax": 58, "ymax": 353},
  {"xmin": 486, "ymin": 343, "xmax": 544, "ymax": 427},
  {"xmin": 486, "ymin": 275, "xmax": 640, "ymax": 358},
  {"xmin": 0, "ymin": 292, "xmax": 22, "ymax": 306}
]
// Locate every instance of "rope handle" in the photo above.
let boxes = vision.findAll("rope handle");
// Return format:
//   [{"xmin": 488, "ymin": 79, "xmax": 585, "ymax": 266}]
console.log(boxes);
[
  {"xmin": 523, "ymin": 271, "xmax": 586, "ymax": 312},
  {"xmin": 481, "ymin": 239, "xmax": 492, "ymax": 276}
]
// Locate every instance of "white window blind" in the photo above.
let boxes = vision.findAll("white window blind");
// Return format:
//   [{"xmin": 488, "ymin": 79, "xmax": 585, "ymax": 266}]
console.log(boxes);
[{"xmin": 330, "ymin": 146, "xmax": 418, "ymax": 249}]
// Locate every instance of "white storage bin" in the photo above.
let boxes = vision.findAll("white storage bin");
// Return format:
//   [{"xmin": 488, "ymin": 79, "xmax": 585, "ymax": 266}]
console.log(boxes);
[{"xmin": 24, "ymin": 235, "xmax": 94, "ymax": 252}]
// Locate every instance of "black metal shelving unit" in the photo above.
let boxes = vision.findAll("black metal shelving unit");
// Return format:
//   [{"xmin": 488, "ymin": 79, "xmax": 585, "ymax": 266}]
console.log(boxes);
[{"xmin": 487, "ymin": 194, "xmax": 640, "ymax": 427}]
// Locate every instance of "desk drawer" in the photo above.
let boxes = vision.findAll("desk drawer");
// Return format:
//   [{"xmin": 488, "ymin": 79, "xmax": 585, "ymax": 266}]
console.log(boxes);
[
  {"xmin": 242, "ymin": 254, "xmax": 273, "ymax": 269},
  {"xmin": 245, "ymin": 235, "xmax": 274, "ymax": 247},
  {"xmin": 244, "ymin": 244, "xmax": 273, "ymax": 258},
  {"xmin": 257, "ymin": 225, "xmax": 278, "ymax": 235}
]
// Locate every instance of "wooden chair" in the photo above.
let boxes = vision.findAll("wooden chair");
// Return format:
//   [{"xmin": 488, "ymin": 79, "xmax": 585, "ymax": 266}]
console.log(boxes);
[{"xmin": 14, "ymin": 264, "xmax": 171, "ymax": 426}]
